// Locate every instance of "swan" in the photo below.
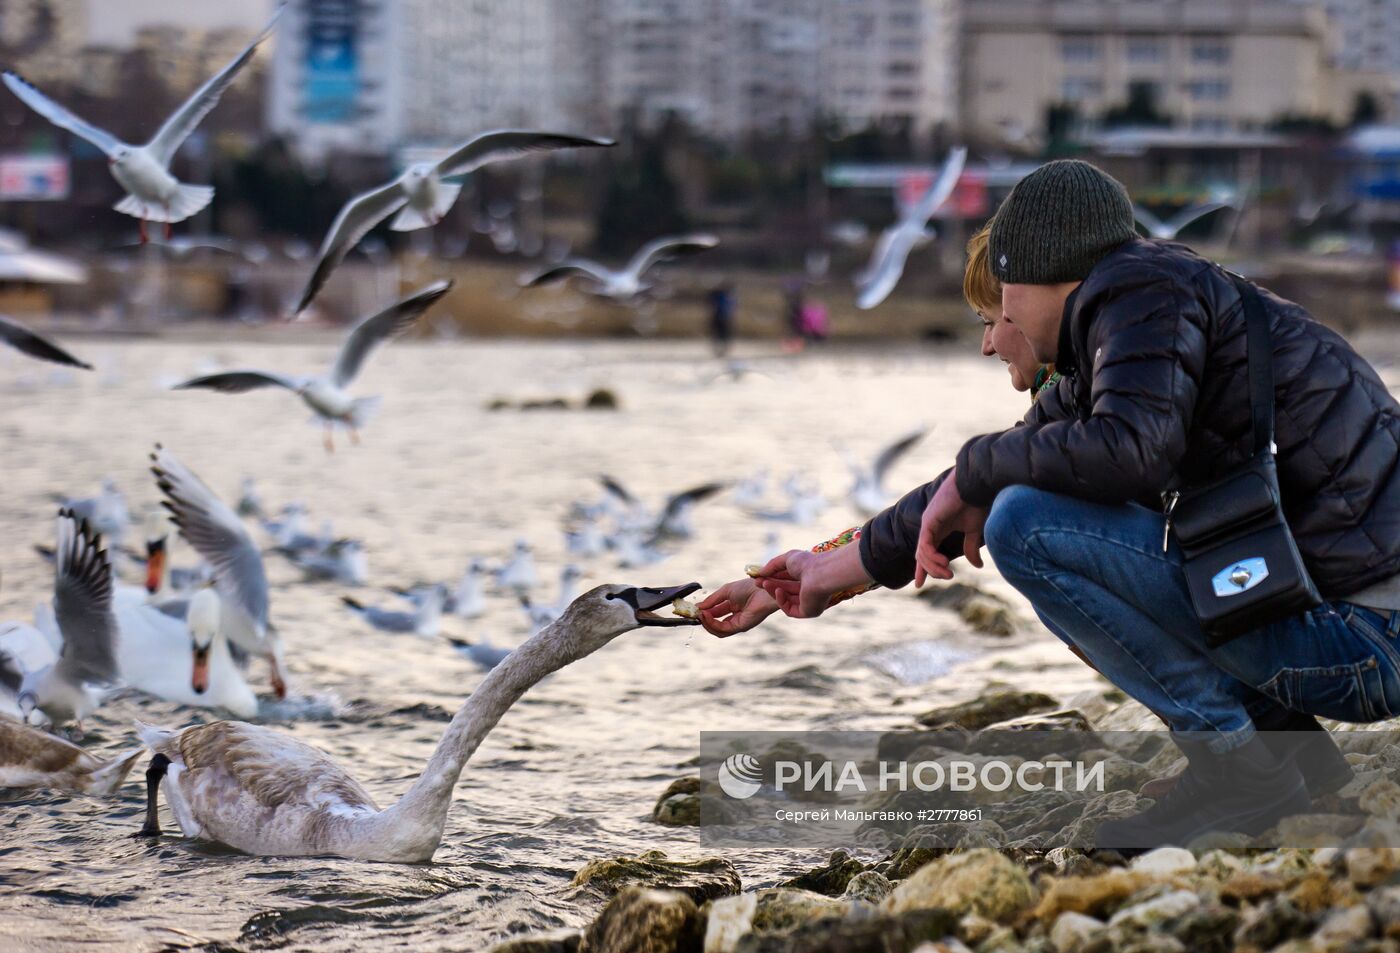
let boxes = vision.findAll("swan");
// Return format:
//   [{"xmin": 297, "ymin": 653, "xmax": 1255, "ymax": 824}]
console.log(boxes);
[
  {"xmin": 521, "ymin": 234, "xmax": 719, "ymax": 302},
  {"xmin": 0, "ymin": 511, "xmax": 120, "ymax": 733},
  {"xmin": 1, "ymin": 6, "xmax": 280, "ymax": 242},
  {"xmin": 131, "ymin": 582, "xmax": 700, "ymax": 860},
  {"xmin": 0, "ymin": 719, "xmax": 142, "ymax": 796},
  {"xmin": 113, "ymin": 588, "xmax": 258, "ymax": 719},
  {"xmin": 149, "ymin": 445, "xmax": 288, "ymax": 699},
  {"xmin": 292, "ymin": 131, "xmax": 613, "ymax": 315},
  {"xmin": 172, "ymin": 282, "xmax": 453, "ymax": 453}
]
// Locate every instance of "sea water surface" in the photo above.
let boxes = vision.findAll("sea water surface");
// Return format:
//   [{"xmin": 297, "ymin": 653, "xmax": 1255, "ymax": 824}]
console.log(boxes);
[{"xmin": 0, "ymin": 332, "xmax": 1241, "ymax": 951}]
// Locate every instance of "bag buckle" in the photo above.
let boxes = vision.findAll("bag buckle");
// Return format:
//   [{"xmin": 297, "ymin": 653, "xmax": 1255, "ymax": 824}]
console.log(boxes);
[{"xmin": 1161, "ymin": 491, "xmax": 1180, "ymax": 553}]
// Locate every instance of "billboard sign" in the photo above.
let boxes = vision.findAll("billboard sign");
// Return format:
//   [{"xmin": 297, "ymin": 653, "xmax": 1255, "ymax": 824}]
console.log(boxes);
[
  {"xmin": 0, "ymin": 154, "xmax": 70, "ymax": 200},
  {"xmin": 305, "ymin": 0, "xmax": 359, "ymax": 124}
]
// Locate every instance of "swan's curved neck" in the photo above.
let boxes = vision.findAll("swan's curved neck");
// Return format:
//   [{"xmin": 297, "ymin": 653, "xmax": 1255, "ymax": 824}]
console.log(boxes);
[{"xmin": 379, "ymin": 620, "xmax": 575, "ymax": 838}]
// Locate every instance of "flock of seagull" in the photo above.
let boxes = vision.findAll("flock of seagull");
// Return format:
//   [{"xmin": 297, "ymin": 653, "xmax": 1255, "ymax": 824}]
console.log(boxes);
[{"xmin": 0, "ymin": 1, "xmax": 1240, "ymax": 868}]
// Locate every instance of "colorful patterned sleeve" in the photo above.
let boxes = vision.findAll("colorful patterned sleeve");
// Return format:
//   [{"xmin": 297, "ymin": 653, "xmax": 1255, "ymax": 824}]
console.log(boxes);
[{"xmin": 810, "ymin": 526, "xmax": 879, "ymax": 607}]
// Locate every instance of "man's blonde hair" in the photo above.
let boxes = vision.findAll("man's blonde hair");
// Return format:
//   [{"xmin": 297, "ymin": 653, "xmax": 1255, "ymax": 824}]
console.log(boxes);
[{"xmin": 963, "ymin": 223, "xmax": 1002, "ymax": 314}]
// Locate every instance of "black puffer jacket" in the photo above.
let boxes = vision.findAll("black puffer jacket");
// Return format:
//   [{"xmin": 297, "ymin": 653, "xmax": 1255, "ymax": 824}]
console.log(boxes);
[{"xmin": 861, "ymin": 239, "xmax": 1400, "ymax": 598}]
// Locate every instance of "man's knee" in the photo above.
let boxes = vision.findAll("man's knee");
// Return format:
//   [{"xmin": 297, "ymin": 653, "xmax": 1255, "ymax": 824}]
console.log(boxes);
[{"xmin": 983, "ymin": 484, "xmax": 1056, "ymax": 565}]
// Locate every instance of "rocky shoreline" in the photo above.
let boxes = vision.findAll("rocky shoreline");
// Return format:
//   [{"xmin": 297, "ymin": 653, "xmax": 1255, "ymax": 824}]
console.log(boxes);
[{"xmin": 493, "ymin": 689, "xmax": 1400, "ymax": 953}]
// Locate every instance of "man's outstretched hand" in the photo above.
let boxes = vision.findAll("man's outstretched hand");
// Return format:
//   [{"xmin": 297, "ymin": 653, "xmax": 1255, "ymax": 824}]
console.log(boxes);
[
  {"xmin": 697, "ymin": 578, "xmax": 779, "ymax": 637},
  {"xmin": 914, "ymin": 466, "xmax": 989, "ymax": 586}
]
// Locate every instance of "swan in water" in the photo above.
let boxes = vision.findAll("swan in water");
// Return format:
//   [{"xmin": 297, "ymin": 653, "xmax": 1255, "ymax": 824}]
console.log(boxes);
[
  {"xmin": 150, "ymin": 445, "xmax": 288, "ymax": 699},
  {"xmin": 0, "ymin": 719, "xmax": 142, "ymax": 795},
  {"xmin": 114, "ymin": 587, "xmax": 258, "ymax": 719},
  {"xmin": 1, "ymin": 6, "xmax": 280, "ymax": 242},
  {"xmin": 0, "ymin": 511, "xmax": 120, "ymax": 733},
  {"xmin": 131, "ymin": 582, "xmax": 700, "ymax": 860},
  {"xmin": 172, "ymin": 282, "xmax": 454, "ymax": 453}
]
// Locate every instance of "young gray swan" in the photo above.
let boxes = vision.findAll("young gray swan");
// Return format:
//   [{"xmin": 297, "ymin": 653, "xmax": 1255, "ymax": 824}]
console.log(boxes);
[{"xmin": 132, "ymin": 582, "xmax": 700, "ymax": 862}]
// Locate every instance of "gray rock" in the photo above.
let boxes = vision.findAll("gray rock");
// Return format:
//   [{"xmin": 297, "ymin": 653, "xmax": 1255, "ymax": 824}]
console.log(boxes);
[
  {"xmin": 884, "ymin": 849, "xmax": 1035, "ymax": 922},
  {"xmin": 1049, "ymin": 911, "xmax": 1104, "ymax": 953},
  {"xmin": 842, "ymin": 870, "xmax": 893, "ymax": 904},
  {"xmin": 655, "ymin": 792, "xmax": 701, "ymax": 827},
  {"xmin": 572, "ymin": 849, "xmax": 741, "ymax": 903},
  {"xmin": 1233, "ymin": 897, "xmax": 1314, "ymax": 950},
  {"xmin": 490, "ymin": 930, "xmax": 582, "ymax": 953},
  {"xmin": 1310, "ymin": 904, "xmax": 1375, "ymax": 950},
  {"xmin": 734, "ymin": 908, "xmax": 959, "ymax": 953},
  {"xmin": 917, "ymin": 691, "xmax": 1060, "ymax": 730},
  {"xmin": 778, "ymin": 849, "xmax": 867, "ymax": 896},
  {"xmin": 580, "ymin": 887, "xmax": 703, "ymax": 953},
  {"xmin": 1370, "ymin": 885, "xmax": 1400, "ymax": 938}
]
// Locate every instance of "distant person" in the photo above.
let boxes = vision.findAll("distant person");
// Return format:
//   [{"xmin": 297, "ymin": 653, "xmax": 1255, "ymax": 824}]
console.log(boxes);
[
  {"xmin": 799, "ymin": 297, "xmax": 829, "ymax": 343},
  {"xmin": 782, "ymin": 279, "xmax": 807, "ymax": 353},
  {"xmin": 707, "ymin": 283, "xmax": 736, "ymax": 357}
]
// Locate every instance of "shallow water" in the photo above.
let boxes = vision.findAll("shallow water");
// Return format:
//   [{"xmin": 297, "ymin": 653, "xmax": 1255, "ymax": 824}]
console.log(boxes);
[{"xmin": 0, "ymin": 334, "xmax": 1187, "ymax": 950}]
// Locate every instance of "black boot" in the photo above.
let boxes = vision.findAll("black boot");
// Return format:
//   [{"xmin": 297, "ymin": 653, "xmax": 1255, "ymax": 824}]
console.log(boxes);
[
  {"xmin": 1096, "ymin": 733, "xmax": 1310, "ymax": 855},
  {"xmin": 1251, "ymin": 708, "xmax": 1354, "ymax": 799}
]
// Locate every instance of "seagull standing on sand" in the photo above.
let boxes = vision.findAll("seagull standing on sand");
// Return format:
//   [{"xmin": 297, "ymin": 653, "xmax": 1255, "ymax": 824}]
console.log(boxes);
[
  {"xmin": 1, "ymin": 6, "xmax": 282, "ymax": 242},
  {"xmin": 293, "ymin": 131, "xmax": 613, "ymax": 315},
  {"xmin": 855, "ymin": 146, "xmax": 967, "ymax": 310},
  {"xmin": 172, "ymin": 281, "xmax": 453, "ymax": 452},
  {"xmin": 521, "ymin": 234, "xmax": 720, "ymax": 302},
  {"xmin": 0, "ymin": 315, "xmax": 91, "ymax": 370}
]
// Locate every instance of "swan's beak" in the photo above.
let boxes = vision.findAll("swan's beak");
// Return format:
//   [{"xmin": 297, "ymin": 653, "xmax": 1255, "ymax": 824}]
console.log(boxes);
[
  {"xmin": 191, "ymin": 646, "xmax": 210, "ymax": 694},
  {"xmin": 622, "ymin": 583, "xmax": 703, "ymax": 627},
  {"xmin": 145, "ymin": 539, "xmax": 167, "ymax": 594}
]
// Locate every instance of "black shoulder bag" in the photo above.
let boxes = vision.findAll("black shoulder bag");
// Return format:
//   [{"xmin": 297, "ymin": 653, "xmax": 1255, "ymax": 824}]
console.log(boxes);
[{"xmin": 1163, "ymin": 278, "xmax": 1320, "ymax": 647}]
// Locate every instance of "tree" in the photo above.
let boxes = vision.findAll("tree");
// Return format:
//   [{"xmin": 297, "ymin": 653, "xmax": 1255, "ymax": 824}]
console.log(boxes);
[
  {"xmin": 1350, "ymin": 91, "xmax": 1381, "ymax": 129},
  {"xmin": 1102, "ymin": 81, "xmax": 1170, "ymax": 128}
]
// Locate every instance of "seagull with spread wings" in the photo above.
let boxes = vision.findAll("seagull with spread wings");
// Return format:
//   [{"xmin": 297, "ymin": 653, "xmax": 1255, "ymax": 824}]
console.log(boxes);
[
  {"xmin": 293, "ymin": 131, "xmax": 613, "ymax": 315},
  {"xmin": 0, "ymin": 314, "xmax": 91, "ymax": 370},
  {"xmin": 1132, "ymin": 200, "xmax": 1236, "ymax": 241},
  {"xmin": 1, "ymin": 5, "xmax": 282, "ymax": 242},
  {"xmin": 173, "ymin": 281, "xmax": 452, "ymax": 452},
  {"xmin": 855, "ymin": 146, "xmax": 967, "ymax": 310},
  {"xmin": 521, "ymin": 234, "xmax": 720, "ymax": 302},
  {"xmin": 150, "ymin": 445, "xmax": 286, "ymax": 699},
  {"xmin": 0, "ymin": 510, "xmax": 120, "ymax": 734}
]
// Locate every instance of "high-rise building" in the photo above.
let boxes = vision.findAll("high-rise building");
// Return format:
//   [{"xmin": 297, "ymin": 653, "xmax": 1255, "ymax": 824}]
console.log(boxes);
[
  {"xmin": 556, "ymin": 0, "xmax": 958, "ymax": 141},
  {"xmin": 266, "ymin": 0, "xmax": 559, "ymax": 163}
]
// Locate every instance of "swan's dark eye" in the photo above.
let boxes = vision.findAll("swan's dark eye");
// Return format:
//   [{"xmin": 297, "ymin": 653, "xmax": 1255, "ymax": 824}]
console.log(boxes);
[{"xmin": 604, "ymin": 592, "xmax": 620, "ymax": 601}]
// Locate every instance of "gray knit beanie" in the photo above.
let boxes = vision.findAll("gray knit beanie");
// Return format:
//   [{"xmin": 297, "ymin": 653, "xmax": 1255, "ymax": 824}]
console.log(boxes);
[{"xmin": 989, "ymin": 159, "xmax": 1138, "ymax": 284}]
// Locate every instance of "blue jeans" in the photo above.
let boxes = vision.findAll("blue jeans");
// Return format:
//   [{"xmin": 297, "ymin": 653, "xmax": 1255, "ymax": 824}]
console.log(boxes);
[{"xmin": 983, "ymin": 485, "xmax": 1400, "ymax": 753}]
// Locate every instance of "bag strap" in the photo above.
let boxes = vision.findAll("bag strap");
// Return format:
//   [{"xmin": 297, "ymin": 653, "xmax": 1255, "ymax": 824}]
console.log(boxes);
[{"xmin": 1232, "ymin": 276, "xmax": 1274, "ymax": 455}]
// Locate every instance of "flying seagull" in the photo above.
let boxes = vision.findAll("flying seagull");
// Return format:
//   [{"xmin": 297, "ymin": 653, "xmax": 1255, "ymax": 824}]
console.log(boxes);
[
  {"xmin": 842, "ymin": 427, "xmax": 928, "ymax": 517},
  {"xmin": 2, "ymin": 5, "xmax": 283, "ymax": 242},
  {"xmin": 293, "ymin": 131, "xmax": 614, "ymax": 315},
  {"xmin": 173, "ymin": 281, "xmax": 452, "ymax": 452},
  {"xmin": 855, "ymin": 146, "xmax": 967, "ymax": 310},
  {"xmin": 521, "ymin": 234, "xmax": 720, "ymax": 302},
  {"xmin": 0, "ymin": 315, "xmax": 91, "ymax": 370},
  {"xmin": 1132, "ymin": 201, "xmax": 1236, "ymax": 241}
]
